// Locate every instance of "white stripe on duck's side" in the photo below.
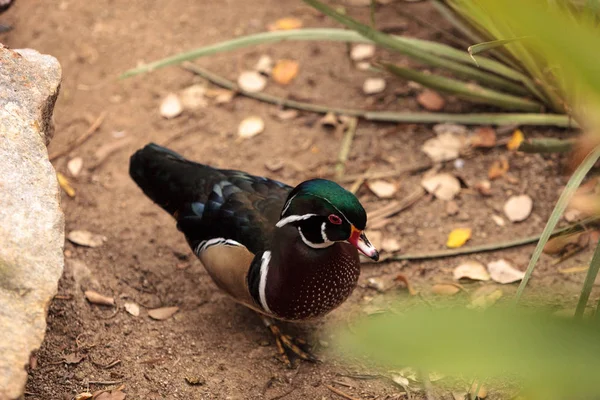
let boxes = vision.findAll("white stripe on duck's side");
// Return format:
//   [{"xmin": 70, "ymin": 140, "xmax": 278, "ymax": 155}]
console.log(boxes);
[
  {"xmin": 258, "ymin": 251, "xmax": 272, "ymax": 313},
  {"xmin": 195, "ymin": 238, "xmax": 244, "ymax": 255}
]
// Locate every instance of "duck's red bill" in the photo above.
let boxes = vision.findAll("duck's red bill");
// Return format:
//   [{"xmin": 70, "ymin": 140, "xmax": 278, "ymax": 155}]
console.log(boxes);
[{"xmin": 349, "ymin": 226, "xmax": 379, "ymax": 261}]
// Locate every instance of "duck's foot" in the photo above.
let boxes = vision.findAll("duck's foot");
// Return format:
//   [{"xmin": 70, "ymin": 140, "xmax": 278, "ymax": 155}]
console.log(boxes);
[
  {"xmin": 0, "ymin": 24, "xmax": 12, "ymax": 33},
  {"xmin": 261, "ymin": 316, "xmax": 319, "ymax": 368}
]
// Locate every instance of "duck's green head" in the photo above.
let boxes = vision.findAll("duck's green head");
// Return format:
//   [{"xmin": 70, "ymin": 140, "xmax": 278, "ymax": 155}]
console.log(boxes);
[{"xmin": 276, "ymin": 179, "xmax": 379, "ymax": 261}]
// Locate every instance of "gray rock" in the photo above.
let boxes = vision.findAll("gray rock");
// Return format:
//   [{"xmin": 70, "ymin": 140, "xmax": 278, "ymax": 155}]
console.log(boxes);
[{"xmin": 0, "ymin": 45, "xmax": 64, "ymax": 399}]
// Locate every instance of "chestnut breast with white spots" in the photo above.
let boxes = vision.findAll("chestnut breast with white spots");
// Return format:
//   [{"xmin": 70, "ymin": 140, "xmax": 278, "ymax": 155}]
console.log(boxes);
[{"xmin": 265, "ymin": 242, "xmax": 360, "ymax": 320}]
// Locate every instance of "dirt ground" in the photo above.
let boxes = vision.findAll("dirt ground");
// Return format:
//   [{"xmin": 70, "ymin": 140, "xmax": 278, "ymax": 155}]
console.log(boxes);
[{"xmin": 2, "ymin": 0, "xmax": 593, "ymax": 399}]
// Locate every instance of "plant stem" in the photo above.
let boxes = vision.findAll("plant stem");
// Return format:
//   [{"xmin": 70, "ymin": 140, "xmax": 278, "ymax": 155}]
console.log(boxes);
[
  {"xmin": 374, "ymin": 217, "xmax": 599, "ymax": 263},
  {"xmin": 575, "ymin": 238, "xmax": 600, "ymax": 318},
  {"xmin": 518, "ymin": 138, "xmax": 575, "ymax": 154},
  {"xmin": 181, "ymin": 63, "xmax": 576, "ymax": 128},
  {"xmin": 335, "ymin": 117, "xmax": 358, "ymax": 180},
  {"xmin": 382, "ymin": 63, "xmax": 543, "ymax": 112}
]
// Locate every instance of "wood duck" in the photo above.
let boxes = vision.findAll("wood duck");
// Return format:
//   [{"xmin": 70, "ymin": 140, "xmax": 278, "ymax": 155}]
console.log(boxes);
[{"xmin": 129, "ymin": 143, "xmax": 379, "ymax": 366}]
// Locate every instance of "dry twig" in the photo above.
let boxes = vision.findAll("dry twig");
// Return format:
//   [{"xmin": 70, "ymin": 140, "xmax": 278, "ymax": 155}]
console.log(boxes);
[
  {"xmin": 325, "ymin": 384, "xmax": 362, "ymax": 400},
  {"xmin": 49, "ymin": 112, "xmax": 106, "ymax": 161}
]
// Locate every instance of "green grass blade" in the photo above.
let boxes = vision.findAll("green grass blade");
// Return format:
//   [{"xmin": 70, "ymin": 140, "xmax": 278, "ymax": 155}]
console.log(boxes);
[
  {"xmin": 381, "ymin": 63, "xmax": 543, "ymax": 112},
  {"xmin": 364, "ymin": 111, "xmax": 574, "ymax": 127},
  {"xmin": 575, "ymin": 238, "xmax": 600, "ymax": 318},
  {"xmin": 302, "ymin": 0, "xmax": 536, "ymax": 99},
  {"xmin": 468, "ymin": 37, "xmax": 528, "ymax": 65},
  {"xmin": 120, "ymin": 29, "xmax": 376, "ymax": 78},
  {"xmin": 515, "ymin": 146, "xmax": 600, "ymax": 302},
  {"xmin": 120, "ymin": 26, "xmax": 536, "ymax": 98},
  {"xmin": 518, "ymin": 138, "xmax": 575, "ymax": 153},
  {"xmin": 399, "ymin": 37, "xmax": 540, "ymax": 99}
]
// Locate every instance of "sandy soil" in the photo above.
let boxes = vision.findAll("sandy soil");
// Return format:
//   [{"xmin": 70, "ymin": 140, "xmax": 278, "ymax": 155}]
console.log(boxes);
[{"xmin": 1, "ymin": 0, "xmax": 592, "ymax": 399}]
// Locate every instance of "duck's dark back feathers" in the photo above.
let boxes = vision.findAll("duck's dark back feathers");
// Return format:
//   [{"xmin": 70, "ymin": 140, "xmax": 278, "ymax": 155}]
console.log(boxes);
[{"xmin": 129, "ymin": 143, "xmax": 291, "ymax": 254}]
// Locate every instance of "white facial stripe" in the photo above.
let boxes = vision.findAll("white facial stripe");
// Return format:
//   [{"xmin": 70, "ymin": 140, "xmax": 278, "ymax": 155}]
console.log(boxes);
[
  {"xmin": 195, "ymin": 238, "xmax": 243, "ymax": 255},
  {"xmin": 320, "ymin": 222, "xmax": 328, "ymax": 242},
  {"xmin": 258, "ymin": 251, "xmax": 272, "ymax": 313},
  {"xmin": 281, "ymin": 193, "xmax": 297, "ymax": 216},
  {"xmin": 298, "ymin": 227, "xmax": 334, "ymax": 249},
  {"xmin": 318, "ymin": 196, "xmax": 352, "ymax": 225},
  {"xmin": 275, "ymin": 213, "xmax": 317, "ymax": 228}
]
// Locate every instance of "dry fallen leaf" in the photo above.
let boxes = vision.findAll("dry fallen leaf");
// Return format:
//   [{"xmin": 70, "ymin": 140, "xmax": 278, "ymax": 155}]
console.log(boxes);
[
  {"xmin": 237, "ymin": 70, "xmax": 267, "ymax": 93},
  {"xmin": 350, "ymin": 43, "xmax": 375, "ymax": 61},
  {"xmin": 504, "ymin": 194, "xmax": 533, "ymax": 222},
  {"xmin": 421, "ymin": 132, "xmax": 465, "ymax": 162},
  {"xmin": 267, "ymin": 17, "xmax": 303, "ymax": 31},
  {"xmin": 57, "ymin": 172, "xmax": 76, "ymax": 197},
  {"xmin": 148, "ymin": 306, "xmax": 179, "ymax": 320},
  {"xmin": 488, "ymin": 157, "xmax": 509, "ymax": 180},
  {"xmin": 68, "ymin": 230, "xmax": 105, "ymax": 247},
  {"xmin": 367, "ymin": 277, "xmax": 387, "ymax": 293},
  {"xmin": 421, "ymin": 173, "xmax": 461, "ymax": 201},
  {"xmin": 179, "ymin": 84, "xmax": 208, "ymax": 110},
  {"xmin": 474, "ymin": 180, "xmax": 492, "ymax": 196},
  {"xmin": 453, "ymin": 260, "xmax": 490, "ymax": 281},
  {"xmin": 434, "ymin": 123, "xmax": 467, "ymax": 136},
  {"xmin": 238, "ymin": 116, "xmax": 265, "ymax": 139},
  {"xmin": 255, "ymin": 55, "xmax": 274, "ymax": 75},
  {"xmin": 319, "ymin": 112, "xmax": 342, "ymax": 130},
  {"xmin": 446, "ymin": 228, "xmax": 472, "ymax": 248},
  {"xmin": 470, "ymin": 126, "xmax": 496, "ymax": 148},
  {"xmin": 85, "ymin": 290, "xmax": 115, "ymax": 306},
  {"xmin": 507, "ymin": 129, "xmax": 524, "ymax": 150},
  {"xmin": 67, "ymin": 157, "xmax": 84, "ymax": 177},
  {"xmin": 487, "ymin": 259, "xmax": 525, "ymax": 284},
  {"xmin": 431, "ymin": 283, "xmax": 460, "ymax": 295},
  {"xmin": 74, "ymin": 393, "xmax": 93, "ymax": 400},
  {"xmin": 363, "ymin": 77, "xmax": 386, "ymax": 95},
  {"xmin": 272, "ymin": 59, "xmax": 299, "ymax": 85},
  {"xmin": 159, "ymin": 93, "xmax": 183, "ymax": 119},
  {"xmin": 124, "ymin": 302, "xmax": 140, "ymax": 317},
  {"xmin": 274, "ymin": 109, "xmax": 298, "ymax": 121},
  {"xmin": 417, "ymin": 89, "xmax": 445, "ymax": 111},
  {"xmin": 394, "ymin": 273, "xmax": 417, "ymax": 296},
  {"xmin": 367, "ymin": 180, "xmax": 397, "ymax": 198},
  {"xmin": 469, "ymin": 286, "xmax": 503, "ymax": 309},
  {"xmin": 491, "ymin": 214, "xmax": 505, "ymax": 227},
  {"xmin": 564, "ymin": 208, "xmax": 583, "ymax": 222}
]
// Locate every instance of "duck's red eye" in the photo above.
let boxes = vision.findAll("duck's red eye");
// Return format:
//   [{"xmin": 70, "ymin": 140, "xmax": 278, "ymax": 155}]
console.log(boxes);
[{"xmin": 328, "ymin": 214, "xmax": 342, "ymax": 225}]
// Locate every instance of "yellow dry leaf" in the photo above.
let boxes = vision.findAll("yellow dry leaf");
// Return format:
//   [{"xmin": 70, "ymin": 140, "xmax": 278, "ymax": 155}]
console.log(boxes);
[
  {"xmin": 57, "ymin": 172, "xmax": 75, "ymax": 197},
  {"xmin": 272, "ymin": 59, "xmax": 299, "ymax": 85},
  {"xmin": 268, "ymin": 17, "xmax": 303, "ymax": 31},
  {"xmin": 507, "ymin": 129, "xmax": 524, "ymax": 150},
  {"xmin": 446, "ymin": 228, "xmax": 472, "ymax": 248}
]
